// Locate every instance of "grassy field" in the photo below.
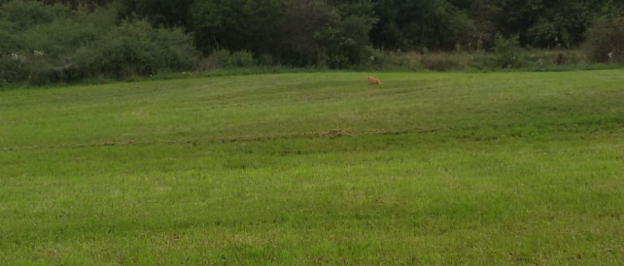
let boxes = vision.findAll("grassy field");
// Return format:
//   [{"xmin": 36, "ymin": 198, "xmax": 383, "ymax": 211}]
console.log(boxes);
[{"xmin": 0, "ymin": 71, "xmax": 623, "ymax": 265}]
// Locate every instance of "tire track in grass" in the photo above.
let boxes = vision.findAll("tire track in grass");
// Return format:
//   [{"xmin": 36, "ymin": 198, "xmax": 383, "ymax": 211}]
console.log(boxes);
[{"xmin": 0, "ymin": 128, "xmax": 442, "ymax": 152}]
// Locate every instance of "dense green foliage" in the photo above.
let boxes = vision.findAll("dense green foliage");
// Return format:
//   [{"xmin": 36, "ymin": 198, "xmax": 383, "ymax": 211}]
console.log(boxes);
[
  {"xmin": 584, "ymin": 16, "xmax": 624, "ymax": 63},
  {"xmin": 1, "ymin": 0, "xmax": 624, "ymax": 83},
  {"xmin": 120, "ymin": 0, "xmax": 624, "ymax": 54},
  {"xmin": 0, "ymin": 0, "xmax": 197, "ymax": 84},
  {"xmin": 1, "ymin": 71, "xmax": 623, "ymax": 264}
]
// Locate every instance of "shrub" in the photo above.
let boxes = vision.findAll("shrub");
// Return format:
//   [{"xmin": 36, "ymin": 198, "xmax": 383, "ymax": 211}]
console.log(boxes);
[
  {"xmin": 420, "ymin": 53, "xmax": 462, "ymax": 71},
  {"xmin": 200, "ymin": 49, "xmax": 231, "ymax": 70},
  {"xmin": 492, "ymin": 34, "xmax": 522, "ymax": 68},
  {"xmin": 327, "ymin": 54, "xmax": 350, "ymax": 69},
  {"xmin": 0, "ymin": 53, "xmax": 25, "ymax": 82},
  {"xmin": 0, "ymin": 2, "xmax": 200, "ymax": 84},
  {"xmin": 0, "ymin": 0, "xmax": 69, "ymax": 32},
  {"xmin": 0, "ymin": 24, "xmax": 23, "ymax": 55},
  {"xmin": 584, "ymin": 16, "xmax": 624, "ymax": 63},
  {"xmin": 74, "ymin": 20, "xmax": 194, "ymax": 78},
  {"xmin": 365, "ymin": 47, "xmax": 385, "ymax": 69},
  {"xmin": 257, "ymin": 53, "xmax": 273, "ymax": 66},
  {"xmin": 316, "ymin": 14, "xmax": 377, "ymax": 69},
  {"xmin": 151, "ymin": 27, "xmax": 199, "ymax": 71},
  {"xmin": 228, "ymin": 50, "xmax": 255, "ymax": 68}
]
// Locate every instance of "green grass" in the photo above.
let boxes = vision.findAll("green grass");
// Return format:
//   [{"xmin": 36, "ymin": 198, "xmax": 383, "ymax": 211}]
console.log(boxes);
[{"xmin": 1, "ymin": 71, "xmax": 623, "ymax": 265}]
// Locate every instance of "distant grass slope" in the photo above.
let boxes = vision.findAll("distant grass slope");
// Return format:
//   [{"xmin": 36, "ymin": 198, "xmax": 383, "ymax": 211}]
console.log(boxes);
[{"xmin": 0, "ymin": 71, "xmax": 623, "ymax": 265}]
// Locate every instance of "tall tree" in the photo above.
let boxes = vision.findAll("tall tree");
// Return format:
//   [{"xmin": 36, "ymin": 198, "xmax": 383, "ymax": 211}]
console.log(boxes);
[
  {"xmin": 370, "ymin": 0, "xmax": 476, "ymax": 51},
  {"xmin": 278, "ymin": 0, "xmax": 337, "ymax": 66},
  {"xmin": 495, "ymin": 0, "xmax": 624, "ymax": 47},
  {"xmin": 316, "ymin": 0, "xmax": 378, "ymax": 67},
  {"xmin": 117, "ymin": 0, "xmax": 193, "ymax": 28},
  {"xmin": 41, "ymin": 0, "xmax": 113, "ymax": 8},
  {"xmin": 190, "ymin": 0, "xmax": 285, "ymax": 55}
]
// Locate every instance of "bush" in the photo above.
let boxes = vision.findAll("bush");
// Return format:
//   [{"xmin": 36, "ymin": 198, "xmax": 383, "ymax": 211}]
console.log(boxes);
[
  {"xmin": 420, "ymin": 53, "xmax": 462, "ymax": 71},
  {"xmin": 493, "ymin": 34, "xmax": 522, "ymax": 68},
  {"xmin": 0, "ymin": 0, "xmax": 69, "ymax": 32},
  {"xmin": 73, "ymin": 19, "xmax": 198, "ymax": 79},
  {"xmin": 199, "ymin": 49, "xmax": 231, "ymax": 70},
  {"xmin": 0, "ymin": 53, "xmax": 24, "ymax": 82},
  {"xmin": 0, "ymin": 2, "xmax": 200, "ymax": 84},
  {"xmin": 228, "ymin": 50, "xmax": 255, "ymax": 68},
  {"xmin": 0, "ymin": 24, "xmax": 23, "ymax": 55},
  {"xmin": 584, "ymin": 16, "xmax": 624, "ymax": 63},
  {"xmin": 363, "ymin": 47, "xmax": 423, "ymax": 71},
  {"xmin": 152, "ymin": 27, "xmax": 199, "ymax": 71},
  {"xmin": 364, "ymin": 47, "xmax": 385, "ymax": 69},
  {"xmin": 197, "ymin": 49, "xmax": 256, "ymax": 70},
  {"xmin": 316, "ymin": 14, "xmax": 377, "ymax": 69},
  {"xmin": 257, "ymin": 53, "xmax": 273, "ymax": 66}
]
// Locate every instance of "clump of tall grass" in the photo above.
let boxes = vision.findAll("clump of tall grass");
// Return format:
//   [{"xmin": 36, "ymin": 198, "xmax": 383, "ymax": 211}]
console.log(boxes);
[
  {"xmin": 361, "ymin": 42, "xmax": 597, "ymax": 72},
  {"xmin": 197, "ymin": 49, "xmax": 258, "ymax": 71}
]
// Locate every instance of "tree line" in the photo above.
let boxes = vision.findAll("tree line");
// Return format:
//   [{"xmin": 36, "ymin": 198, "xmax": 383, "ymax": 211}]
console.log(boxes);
[
  {"xmin": 40, "ymin": 0, "xmax": 623, "ymax": 64},
  {"xmin": 1, "ymin": 0, "xmax": 623, "ymax": 84}
]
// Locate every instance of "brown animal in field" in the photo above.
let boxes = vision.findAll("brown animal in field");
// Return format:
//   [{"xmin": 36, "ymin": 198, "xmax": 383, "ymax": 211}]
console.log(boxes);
[{"xmin": 367, "ymin": 76, "xmax": 382, "ymax": 85}]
